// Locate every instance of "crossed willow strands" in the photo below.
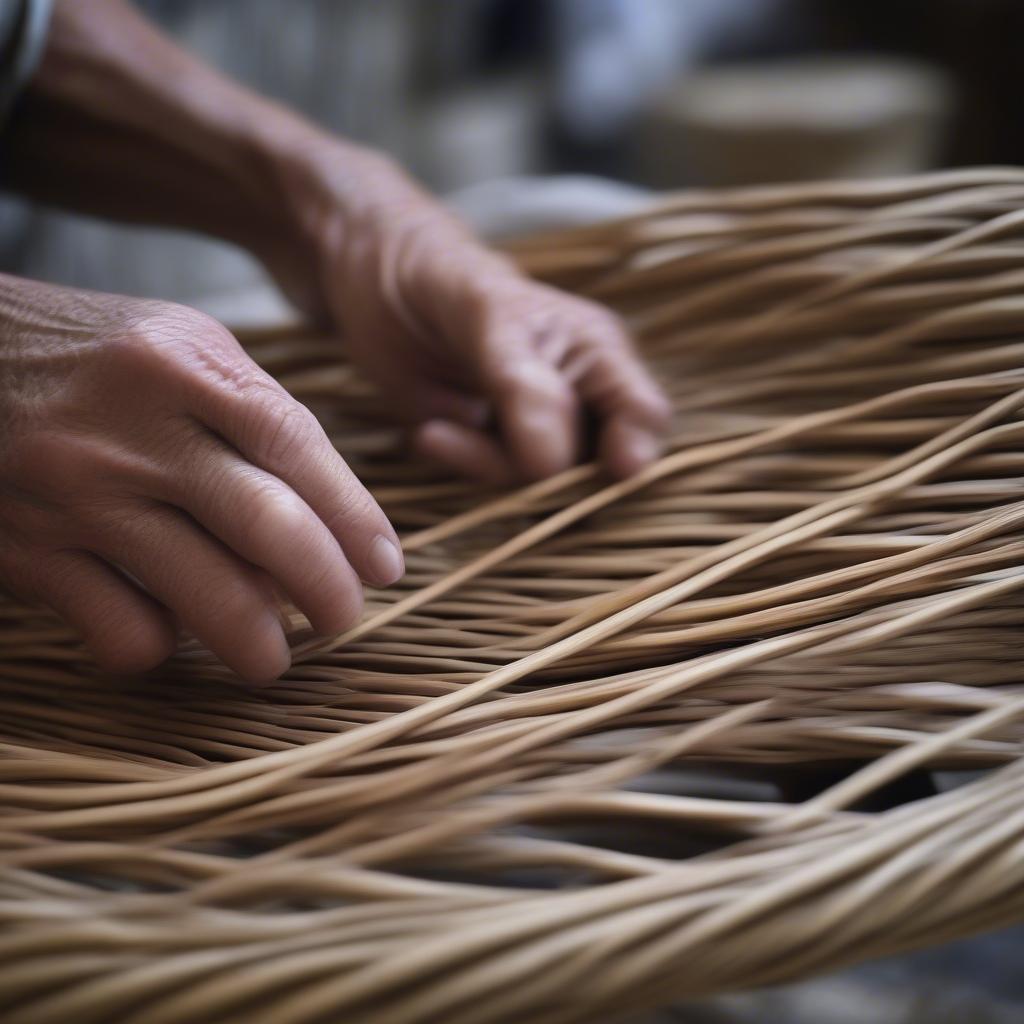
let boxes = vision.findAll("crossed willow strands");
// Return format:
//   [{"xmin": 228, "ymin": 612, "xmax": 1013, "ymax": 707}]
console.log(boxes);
[{"xmin": 3, "ymin": 168, "xmax": 1024, "ymax": 1023}]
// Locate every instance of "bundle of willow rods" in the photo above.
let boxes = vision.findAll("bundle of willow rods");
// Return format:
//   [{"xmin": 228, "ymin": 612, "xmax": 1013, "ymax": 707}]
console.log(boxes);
[{"xmin": 4, "ymin": 167, "xmax": 1024, "ymax": 1024}]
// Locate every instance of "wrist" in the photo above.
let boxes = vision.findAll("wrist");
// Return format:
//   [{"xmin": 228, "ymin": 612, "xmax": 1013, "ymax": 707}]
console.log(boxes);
[
  {"xmin": 269, "ymin": 134, "xmax": 443, "ymax": 251},
  {"xmin": 252, "ymin": 132, "xmax": 434, "ymax": 320},
  {"xmin": 252, "ymin": 126, "xmax": 517, "ymax": 331}
]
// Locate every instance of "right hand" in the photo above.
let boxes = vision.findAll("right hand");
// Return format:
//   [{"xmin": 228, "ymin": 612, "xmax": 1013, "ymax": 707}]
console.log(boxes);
[{"xmin": 0, "ymin": 275, "xmax": 403, "ymax": 683}]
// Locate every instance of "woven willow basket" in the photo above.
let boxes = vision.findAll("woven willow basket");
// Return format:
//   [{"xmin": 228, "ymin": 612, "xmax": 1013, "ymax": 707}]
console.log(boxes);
[{"xmin": 4, "ymin": 168, "xmax": 1024, "ymax": 1023}]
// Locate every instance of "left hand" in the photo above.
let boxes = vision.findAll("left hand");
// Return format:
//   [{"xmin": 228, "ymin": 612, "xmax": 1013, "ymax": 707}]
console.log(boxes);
[{"xmin": 272, "ymin": 146, "xmax": 672, "ymax": 484}]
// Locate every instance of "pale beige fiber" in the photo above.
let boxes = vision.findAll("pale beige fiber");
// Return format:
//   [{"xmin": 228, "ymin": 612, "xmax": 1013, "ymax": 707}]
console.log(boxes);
[{"xmin": 3, "ymin": 168, "xmax": 1024, "ymax": 1023}]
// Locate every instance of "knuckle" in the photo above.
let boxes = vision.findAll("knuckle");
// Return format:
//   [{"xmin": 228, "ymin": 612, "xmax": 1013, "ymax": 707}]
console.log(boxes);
[
  {"xmin": 492, "ymin": 357, "xmax": 543, "ymax": 389},
  {"xmin": 587, "ymin": 314, "xmax": 631, "ymax": 351},
  {"xmin": 120, "ymin": 301, "xmax": 225, "ymax": 349},
  {"xmin": 206, "ymin": 361, "xmax": 281, "ymax": 405},
  {"xmin": 108, "ymin": 302, "xmax": 264, "ymax": 398},
  {"xmin": 469, "ymin": 280, "xmax": 512, "ymax": 326},
  {"xmin": 94, "ymin": 327, "xmax": 158, "ymax": 375},
  {"xmin": 103, "ymin": 301, "xmax": 216, "ymax": 363},
  {"xmin": 625, "ymin": 374, "xmax": 673, "ymax": 424},
  {"xmin": 480, "ymin": 328, "xmax": 529, "ymax": 377},
  {"xmin": 250, "ymin": 398, "xmax": 321, "ymax": 467},
  {"xmin": 500, "ymin": 363, "xmax": 574, "ymax": 409},
  {"xmin": 562, "ymin": 296, "xmax": 629, "ymax": 342},
  {"xmin": 246, "ymin": 483, "xmax": 311, "ymax": 547}
]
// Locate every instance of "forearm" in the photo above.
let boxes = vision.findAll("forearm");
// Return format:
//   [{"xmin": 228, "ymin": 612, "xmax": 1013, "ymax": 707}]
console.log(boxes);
[
  {"xmin": 1, "ymin": 1, "xmax": 671, "ymax": 485},
  {"xmin": 0, "ymin": 0, "xmax": 419, "ymax": 303}
]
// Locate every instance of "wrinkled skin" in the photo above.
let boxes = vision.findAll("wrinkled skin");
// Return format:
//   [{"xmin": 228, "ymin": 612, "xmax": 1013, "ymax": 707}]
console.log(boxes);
[
  {"xmin": 0, "ymin": 0, "xmax": 672, "ymax": 681},
  {"xmin": 0, "ymin": 279, "xmax": 400, "ymax": 682},
  {"xmin": 278, "ymin": 150, "xmax": 673, "ymax": 485}
]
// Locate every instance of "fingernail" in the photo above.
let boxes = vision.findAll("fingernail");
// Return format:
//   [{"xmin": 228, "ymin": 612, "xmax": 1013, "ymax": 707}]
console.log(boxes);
[
  {"xmin": 368, "ymin": 535, "xmax": 404, "ymax": 587},
  {"xmin": 628, "ymin": 430, "xmax": 662, "ymax": 467},
  {"xmin": 522, "ymin": 410, "xmax": 574, "ymax": 477},
  {"xmin": 612, "ymin": 426, "xmax": 662, "ymax": 477}
]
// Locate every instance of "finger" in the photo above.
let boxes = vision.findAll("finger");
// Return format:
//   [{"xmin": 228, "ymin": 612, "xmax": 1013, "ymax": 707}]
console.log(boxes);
[
  {"xmin": 568, "ymin": 325, "xmax": 673, "ymax": 430},
  {"xmin": 567, "ymin": 323, "xmax": 673, "ymax": 477},
  {"xmin": 480, "ymin": 329, "xmax": 580, "ymax": 480},
  {"xmin": 599, "ymin": 416, "xmax": 665, "ymax": 479},
  {"xmin": 89, "ymin": 503, "xmax": 291, "ymax": 684},
  {"xmin": 413, "ymin": 420, "xmax": 517, "ymax": 485},
  {"xmin": 154, "ymin": 433, "xmax": 365, "ymax": 633},
  {"xmin": 197, "ymin": 385, "xmax": 404, "ymax": 588},
  {"xmin": 9, "ymin": 549, "xmax": 177, "ymax": 674},
  {"xmin": 392, "ymin": 377, "xmax": 489, "ymax": 429}
]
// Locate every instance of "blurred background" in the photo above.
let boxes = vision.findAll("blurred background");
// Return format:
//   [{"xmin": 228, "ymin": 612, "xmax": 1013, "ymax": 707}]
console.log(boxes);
[
  {"xmin": 3, "ymin": 4, "xmax": 1024, "ymax": 1018},
  {"xmin": 7, "ymin": 0, "xmax": 1024, "ymax": 324}
]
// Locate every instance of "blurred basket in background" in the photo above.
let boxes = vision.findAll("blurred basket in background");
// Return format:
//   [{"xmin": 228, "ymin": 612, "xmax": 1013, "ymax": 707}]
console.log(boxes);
[{"xmin": 637, "ymin": 57, "xmax": 952, "ymax": 187}]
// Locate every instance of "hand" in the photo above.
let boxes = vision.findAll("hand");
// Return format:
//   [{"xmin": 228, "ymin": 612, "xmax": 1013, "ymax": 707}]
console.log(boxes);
[
  {"xmin": 0, "ymin": 276, "xmax": 402, "ymax": 682},
  {"xmin": 273, "ymin": 149, "xmax": 672, "ymax": 484},
  {"xmin": 6, "ymin": 0, "xmax": 668, "ymax": 483},
  {"xmin": 6, "ymin": 0, "xmax": 669, "ymax": 483}
]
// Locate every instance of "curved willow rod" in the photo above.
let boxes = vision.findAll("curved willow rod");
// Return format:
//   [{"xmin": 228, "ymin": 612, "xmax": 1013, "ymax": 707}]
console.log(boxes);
[{"xmin": 4, "ymin": 167, "xmax": 1024, "ymax": 1023}]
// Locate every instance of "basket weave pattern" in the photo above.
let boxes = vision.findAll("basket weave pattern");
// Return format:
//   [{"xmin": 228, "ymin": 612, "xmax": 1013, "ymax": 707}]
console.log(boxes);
[{"xmin": 3, "ymin": 169, "xmax": 1024, "ymax": 1023}]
